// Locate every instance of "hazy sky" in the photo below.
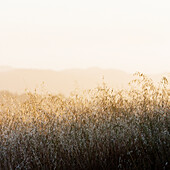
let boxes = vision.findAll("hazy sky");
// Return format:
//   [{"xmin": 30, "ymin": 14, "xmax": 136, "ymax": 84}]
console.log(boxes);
[{"xmin": 0, "ymin": 0, "xmax": 170, "ymax": 73}]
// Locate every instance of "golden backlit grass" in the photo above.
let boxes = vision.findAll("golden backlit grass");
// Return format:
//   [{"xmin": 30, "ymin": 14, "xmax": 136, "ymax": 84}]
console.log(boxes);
[{"xmin": 0, "ymin": 72, "xmax": 169, "ymax": 169}]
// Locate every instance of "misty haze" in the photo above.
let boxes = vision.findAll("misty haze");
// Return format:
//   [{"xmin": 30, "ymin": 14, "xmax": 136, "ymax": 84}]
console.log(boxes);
[{"xmin": 0, "ymin": 0, "xmax": 170, "ymax": 169}]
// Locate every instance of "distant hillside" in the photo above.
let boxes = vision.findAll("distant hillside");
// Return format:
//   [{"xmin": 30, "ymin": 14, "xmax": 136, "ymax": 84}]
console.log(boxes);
[
  {"xmin": 0, "ymin": 66, "xmax": 13, "ymax": 72},
  {"xmin": 0, "ymin": 67, "xmax": 169, "ymax": 95}
]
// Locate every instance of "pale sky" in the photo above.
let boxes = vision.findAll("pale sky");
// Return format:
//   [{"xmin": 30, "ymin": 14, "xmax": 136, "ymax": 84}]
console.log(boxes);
[{"xmin": 0, "ymin": 0, "xmax": 170, "ymax": 74}]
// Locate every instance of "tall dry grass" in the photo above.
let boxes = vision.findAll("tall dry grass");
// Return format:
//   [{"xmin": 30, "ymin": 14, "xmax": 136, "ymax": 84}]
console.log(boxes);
[{"xmin": 0, "ymin": 72, "xmax": 169, "ymax": 169}]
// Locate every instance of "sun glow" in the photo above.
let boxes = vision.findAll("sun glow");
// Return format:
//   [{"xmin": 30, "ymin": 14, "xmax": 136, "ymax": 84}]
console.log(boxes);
[{"xmin": 0, "ymin": 0, "xmax": 170, "ymax": 74}]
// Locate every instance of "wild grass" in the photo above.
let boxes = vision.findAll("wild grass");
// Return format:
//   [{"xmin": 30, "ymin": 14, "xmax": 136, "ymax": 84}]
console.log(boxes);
[{"xmin": 0, "ymin": 72, "xmax": 169, "ymax": 170}]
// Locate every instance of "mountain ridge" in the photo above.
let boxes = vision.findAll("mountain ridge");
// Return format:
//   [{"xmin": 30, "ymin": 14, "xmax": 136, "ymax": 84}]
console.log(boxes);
[{"xmin": 0, "ymin": 67, "xmax": 169, "ymax": 95}]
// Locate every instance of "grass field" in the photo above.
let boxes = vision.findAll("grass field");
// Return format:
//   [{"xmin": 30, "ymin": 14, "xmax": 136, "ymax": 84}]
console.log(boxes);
[{"xmin": 0, "ymin": 72, "xmax": 169, "ymax": 170}]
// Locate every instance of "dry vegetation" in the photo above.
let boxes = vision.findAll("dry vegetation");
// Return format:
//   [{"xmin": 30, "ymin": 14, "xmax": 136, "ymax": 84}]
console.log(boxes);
[{"xmin": 0, "ymin": 72, "xmax": 169, "ymax": 170}]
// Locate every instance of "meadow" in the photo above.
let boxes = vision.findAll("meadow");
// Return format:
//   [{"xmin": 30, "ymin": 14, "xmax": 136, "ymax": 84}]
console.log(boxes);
[{"xmin": 0, "ymin": 72, "xmax": 169, "ymax": 170}]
